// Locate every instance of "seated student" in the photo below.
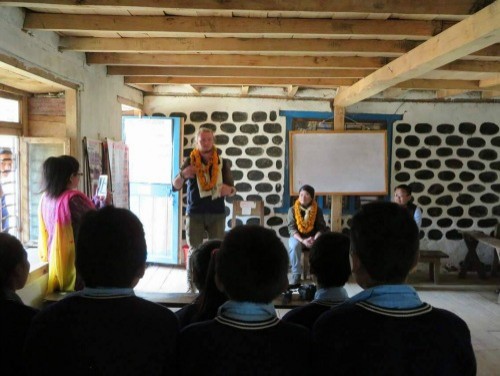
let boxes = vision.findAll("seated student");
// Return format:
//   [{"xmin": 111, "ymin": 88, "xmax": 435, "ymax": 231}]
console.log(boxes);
[
  {"xmin": 313, "ymin": 202, "xmax": 476, "ymax": 375},
  {"xmin": 176, "ymin": 239, "xmax": 227, "ymax": 329},
  {"xmin": 282, "ymin": 232, "xmax": 350, "ymax": 330},
  {"xmin": 24, "ymin": 207, "xmax": 180, "ymax": 375},
  {"xmin": 179, "ymin": 225, "xmax": 311, "ymax": 375},
  {"xmin": 0, "ymin": 233, "xmax": 38, "ymax": 375},
  {"xmin": 394, "ymin": 183, "xmax": 422, "ymax": 228}
]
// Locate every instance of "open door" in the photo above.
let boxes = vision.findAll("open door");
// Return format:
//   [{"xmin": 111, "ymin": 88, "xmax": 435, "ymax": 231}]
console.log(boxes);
[{"xmin": 122, "ymin": 116, "xmax": 182, "ymax": 265}]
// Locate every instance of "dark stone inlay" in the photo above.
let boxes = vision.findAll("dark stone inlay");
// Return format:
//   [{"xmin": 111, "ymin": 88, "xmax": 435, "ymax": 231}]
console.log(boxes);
[
  {"xmin": 247, "ymin": 170, "xmax": 264, "ymax": 181},
  {"xmin": 457, "ymin": 218, "xmax": 474, "ymax": 228},
  {"xmin": 245, "ymin": 147, "xmax": 264, "ymax": 156},
  {"xmin": 492, "ymin": 136, "xmax": 500, "ymax": 147},
  {"xmin": 395, "ymin": 172, "xmax": 410, "ymax": 182},
  {"xmin": 404, "ymin": 160, "xmax": 421, "ymax": 169},
  {"xmin": 428, "ymin": 230, "xmax": 443, "ymax": 240},
  {"xmin": 233, "ymin": 135, "xmax": 249, "ymax": 146},
  {"xmin": 246, "ymin": 218, "xmax": 262, "ymax": 226},
  {"xmin": 256, "ymin": 183, "xmax": 273, "ymax": 192},
  {"xmin": 478, "ymin": 149, "xmax": 498, "ymax": 161},
  {"xmin": 272, "ymin": 136, "xmax": 283, "ymax": 145},
  {"xmin": 266, "ymin": 195, "xmax": 281, "ymax": 205},
  {"xmin": 469, "ymin": 206, "xmax": 488, "ymax": 218},
  {"xmin": 493, "ymin": 184, "xmax": 500, "ymax": 193},
  {"xmin": 459, "ymin": 172, "xmax": 475, "ymax": 182},
  {"xmin": 445, "ymin": 230, "xmax": 463, "ymax": 240},
  {"xmin": 457, "ymin": 148, "xmax": 474, "ymax": 158},
  {"xmin": 252, "ymin": 111, "xmax": 267, "ymax": 122},
  {"xmin": 409, "ymin": 182, "xmax": 425, "ymax": 193},
  {"xmin": 415, "ymin": 123, "xmax": 432, "ymax": 133},
  {"xmin": 200, "ymin": 123, "xmax": 217, "ymax": 132},
  {"xmin": 459, "ymin": 122, "xmax": 476, "ymax": 135},
  {"xmin": 264, "ymin": 207, "xmax": 271, "ymax": 216},
  {"xmin": 211, "ymin": 111, "xmax": 228, "ymax": 122},
  {"xmin": 232, "ymin": 112, "xmax": 248, "ymax": 122},
  {"xmin": 480, "ymin": 122, "xmax": 499, "ymax": 135},
  {"xmin": 152, "ymin": 112, "xmax": 166, "ymax": 117},
  {"xmin": 415, "ymin": 170, "xmax": 434, "ymax": 180},
  {"xmin": 404, "ymin": 135, "xmax": 420, "ymax": 147},
  {"xmin": 447, "ymin": 183, "xmax": 463, "ymax": 192},
  {"xmin": 232, "ymin": 170, "xmax": 244, "ymax": 181},
  {"xmin": 183, "ymin": 148, "xmax": 193, "ymax": 158},
  {"xmin": 491, "ymin": 162, "xmax": 500, "ymax": 171},
  {"xmin": 184, "ymin": 123, "xmax": 196, "ymax": 135},
  {"xmin": 263, "ymin": 123, "xmax": 282, "ymax": 134},
  {"xmin": 190, "ymin": 112, "xmax": 208, "ymax": 122},
  {"xmin": 468, "ymin": 184, "xmax": 486, "ymax": 193},
  {"xmin": 479, "ymin": 172, "xmax": 498, "ymax": 183},
  {"xmin": 395, "ymin": 136, "xmax": 402, "ymax": 145},
  {"xmin": 394, "ymin": 161, "xmax": 401, "ymax": 171},
  {"xmin": 428, "ymin": 184, "xmax": 445, "ymax": 195},
  {"xmin": 467, "ymin": 137, "xmax": 486, "ymax": 148},
  {"xmin": 225, "ymin": 147, "xmax": 243, "ymax": 156},
  {"xmin": 424, "ymin": 136, "xmax": 441, "ymax": 146},
  {"xmin": 445, "ymin": 136, "xmax": 463, "ymax": 146},
  {"xmin": 494, "ymin": 205, "xmax": 500, "ymax": 216},
  {"xmin": 436, "ymin": 195, "xmax": 453, "ymax": 206},
  {"xmin": 235, "ymin": 182, "xmax": 252, "ymax": 192},
  {"xmin": 268, "ymin": 172, "xmax": 282, "ymax": 181},
  {"xmin": 480, "ymin": 193, "xmax": 499, "ymax": 204},
  {"xmin": 438, "ymin": 171, "xmax": 456, "ymax": 181},
  {"xmin": 418, "ymin": 196, "xmax": 431, "ymax": 206},
  {"xmin": 426, "ymin": 159, "xmax": 441, "ymax": 169},
  {"xmin": 169, "ymin": 112, "xmax": 187, "ymax": 120},
  {"xmin": 221, "ymin": 123, "xmax": 237, "ymax": 133},
  {"xmin": 456, "ymin": 194, "xmax": 475, "ymax": 205},
  {"xmin": 447, "ymin": 206, "xmax": 464, "ymax": 217},
  {"xmin": 276, "ymin": 160, "xmax": 282, "ymax": 169},
  {"xmin": 266, "ymin": 147, "xmax": 283, "ymax": 157},
  {"xmin": 215, "ymin": 135, "xmax": 229, "ymax": 145},
  {"xmin": 416, "ymin": 148, "xmax": 432, "ymax": 158},
  {"xmin": 437, "ymin": 218, "xmax": 453, "ymax": 227},
  {"xmin": 256, "ymin": 158, "xmax": 273, "ymax": 168},
  {"xmin": 478, "ymin": 218, "xmax": 498, "ymax": 228},
  {"xmin": 229, "ymin": 218, "xmax": 243, "ymax": 227},
  {"xmin": 395, "ymin": 148, "xmax": 411, "ymax": 159},
  {"xmin": 240, "ymin": 123, "xmax": 259, "ymax": 134},
  {"xmin": 267, "ymin": 216, "xmax": 283, "ymax": 226},
  {"xmin": 421, "ymin": 218, "xmax": 432, "ymax": 228},
  {"xmin": 235, "ymin": 158, "xmax": 253, "ymax": 168},
  {"xmin": 445, "ymin": 159, "xmax": 463, "ymax": 169},
  {"xmin": 436, "ymin": 124, "xmax": 455, "ymax": 134},
  {"xmin": 436, "ymin": 147, "xmax": 453, "ymax": 157},
  {"xmin": 246, "ymin": 195, "xmax": 263, "ymax": 202},
  {"xmin": 270, "ymin": 111, "xmax": 277, "ymax": 121},
  {"xmin": 279, "ymin": 226, "xmax": 289, "ymax": 237},
  {"xmin": 396, "ymin": 123, "xmax": 411, "ymax": 133},
  {"xmin": 275, "ymin": 183, "xmax": 282, "ymax": 193},
  {"xmin": 253, "ymin": 135, "xmax": 269, "ymax": 145}
]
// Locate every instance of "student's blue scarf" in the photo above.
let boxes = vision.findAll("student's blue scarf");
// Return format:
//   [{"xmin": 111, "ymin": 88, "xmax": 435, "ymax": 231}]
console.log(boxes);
[
  {"xmin": 313, "ymin": 286, "xmax": 348, "ymax": 303},
  {"xmin": 348, "ymin": 284, "xmax": 422, "ymax": 309},
  {"xmin": 218, "ymin": 300, "xmax": 277, "ymax": 322}
]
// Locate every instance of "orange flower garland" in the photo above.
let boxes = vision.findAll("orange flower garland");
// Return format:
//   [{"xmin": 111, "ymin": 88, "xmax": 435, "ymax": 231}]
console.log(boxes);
[
  {"xmin": 294, "ymin": 199, "xmax": 317, "ymax": 234},
  {"xmin": 190, "ymin": 148, "xmax": 219, "ymax": 191}
]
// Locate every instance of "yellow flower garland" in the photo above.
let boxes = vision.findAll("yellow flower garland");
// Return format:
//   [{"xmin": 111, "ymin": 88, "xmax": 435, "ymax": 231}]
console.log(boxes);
[
  {"xmin": 190, "ymin": 148, "xmax": 219, "ymax": 191},
  {"xmin": 294, "ymin": 199, "xmax": 317, "ymax": 234}
]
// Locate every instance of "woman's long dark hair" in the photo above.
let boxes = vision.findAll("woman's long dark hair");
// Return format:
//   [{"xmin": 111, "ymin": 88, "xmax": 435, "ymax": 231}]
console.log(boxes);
[{"xmin": 41, "ymin": 155, "xmax": 80, "ymax": 198}]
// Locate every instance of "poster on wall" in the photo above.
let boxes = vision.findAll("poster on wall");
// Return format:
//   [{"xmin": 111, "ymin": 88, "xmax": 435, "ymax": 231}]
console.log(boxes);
[
  {"xmin": 83, "ymin": 138, "xmax": 104, "ymax": 197},
  {"xmin": 106, "ymin": 139, "xmax": 130, "ymax": 209}
]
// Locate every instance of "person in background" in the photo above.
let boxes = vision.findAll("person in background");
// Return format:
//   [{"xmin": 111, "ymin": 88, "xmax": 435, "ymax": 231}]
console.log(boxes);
[
  {"xmin": 172, "ymin": 127, "xmax": 236, "ymax": 292},
  {"xmin": 282, "ymin": 232, "xmax": 350, "ymax": 330},
  {"xmin": 287, "ymin": 184, "xmax": 328, "ymax": 287},
  {"xmin": 0, "ymin": 233, "xmax": 38, "ymax": 375},
  {"xmin": 38, "ymin": 155, "xmax": 105, "ymax": 293},
  {"xmin": 25, "ymin": 207, "xmax": 179, "ymax": 375},
  {"xmin": 394, "ymin": 183, "xmax": 422, "ymax": 228},
  {"xmin": 313, "ymin": 202, "xmax": 476, "ymax": 375},
  {"xmin": 0, "ymin": 148, "xmax": 14, "ymax": 233},
  {"xmin": 179, "ymin": 225, "xmax": 310, "ymax": 375}
]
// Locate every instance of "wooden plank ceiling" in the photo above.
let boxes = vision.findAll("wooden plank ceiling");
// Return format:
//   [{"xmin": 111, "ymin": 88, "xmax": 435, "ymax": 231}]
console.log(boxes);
[{"xmin": 1, "ymin": 1, "xmax": 499, "ymax": 103}]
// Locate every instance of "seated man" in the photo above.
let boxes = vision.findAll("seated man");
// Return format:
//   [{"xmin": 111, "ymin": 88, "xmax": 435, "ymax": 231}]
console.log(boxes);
[
  {"xmin": 313, "ymin": 202, "xmax": 476, "ymax": 375},
  {"xmin": 179, "ymin": 225, "xmax": 311, "ymax": 375},
  {"xmin": 282, "ymin": 232, "xmax": 350, "ymax": 330},
  {"xmin": 25, "ymin": 207, "xmax": 179, "ymax": 375},
  {"xmin": 393, "ymin": 184, "xmax": 422, "ymax": 228}
]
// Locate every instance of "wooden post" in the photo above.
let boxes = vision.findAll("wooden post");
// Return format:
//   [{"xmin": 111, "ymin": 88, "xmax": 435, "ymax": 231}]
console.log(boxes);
[{"xmin": 331, "ymin": 104, "xmax": 345, "ymax": 232}]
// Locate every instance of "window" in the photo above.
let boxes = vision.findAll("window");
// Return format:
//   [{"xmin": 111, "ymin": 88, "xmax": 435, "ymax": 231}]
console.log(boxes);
[{"xmin": 0, "ymin": 96, "xmax": 20, "ymax": 123}]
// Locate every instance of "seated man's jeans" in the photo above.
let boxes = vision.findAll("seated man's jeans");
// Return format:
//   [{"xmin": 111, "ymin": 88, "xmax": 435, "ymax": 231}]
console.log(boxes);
[{"xmin": 288, "ymin": 237, "xmax": 304, "ymax": 282}]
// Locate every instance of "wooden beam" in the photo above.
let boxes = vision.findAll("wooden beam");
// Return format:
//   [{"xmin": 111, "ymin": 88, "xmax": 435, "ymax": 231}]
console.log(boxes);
[
  {"xmin": 396, "ymin": 79, "xmax": 482, "ymax": 90},
  {"xmin": 108, "ymin": 66, "xmax": 372, "ymax": 78},
  {"xmin": 87, "ymin": 53, "xmax": 386, "ymax": 69},
  {"xmin": 241, "ymin": 86, "xmax": 249, "ymax": 96},
  {"xmin": 286, "ymin": 85, "xmax": 299, "ymax": 98},
  {"xmin": 382, "ymin": 88, "xmax": 405, "ymax": 98},
  {"xmin": 479, "ymin": 74, "xmax": 500, "ymax": 88},
  {"xmin": 25, "ymin": 13, "xmax": 443, "ymax": 39},
  {"xmin": 116, "ymin": 95, "xmax": 143, "ymax": 110},
  {"xmin": 334, "ymin": 1, "xmax": 500, "ymax": 107},
  {"xmin": 482, "ymin": 90, "xmax": 500, "ymax": 98},
  {"xmin": 436, "ymin": 89, "xmax": 470, "ymax": 98}
]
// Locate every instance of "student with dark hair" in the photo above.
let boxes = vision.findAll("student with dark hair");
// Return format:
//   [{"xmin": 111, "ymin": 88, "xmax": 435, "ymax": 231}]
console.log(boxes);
[
  {"xmin": 394, "ymin": 183, "xmax": 422, "ymax": 228},
  {"xmin": 176, "ymin": 239, "xmax": 228, "ymax": 328},
  {"xmin": 313, "ymin": 202, "xmax": 476, "ymax": 375},
  {"xmin": 179, "ymin": 225, "xmax": 311, "ymax": 375},
  {"xmin": 25, "ymin": 207, "xmax": 179, "ymax": 375},
  {"xmin": 0, "ymin": 233, "xmax": 38, "ymax": 375},
  {"xmin": 282, "ymin": 232, "xmax": 350, "ymax": 330}
]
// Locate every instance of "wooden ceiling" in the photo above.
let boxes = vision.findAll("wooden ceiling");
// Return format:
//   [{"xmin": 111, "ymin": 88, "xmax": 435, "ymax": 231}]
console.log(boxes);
[{"xmin": 1, "ymin": 1, "xmax": 499, "ymax": 103}]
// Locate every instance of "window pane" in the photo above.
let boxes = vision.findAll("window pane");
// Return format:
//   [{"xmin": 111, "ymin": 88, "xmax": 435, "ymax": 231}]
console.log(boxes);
[{"xmin": 0, "ymin": 97, "xmax": 20, "ymax": 122}]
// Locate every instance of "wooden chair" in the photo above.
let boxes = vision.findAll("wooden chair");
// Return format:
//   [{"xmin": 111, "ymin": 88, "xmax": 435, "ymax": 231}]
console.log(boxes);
[{"xmin": 231, "ymin": 200, "xmax": 265, "ymax": 228}]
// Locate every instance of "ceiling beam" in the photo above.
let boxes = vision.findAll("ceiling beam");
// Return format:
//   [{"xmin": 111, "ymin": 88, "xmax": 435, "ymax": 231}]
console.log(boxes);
[
  {"xmin": 334, "ymin": 1, "xmax": 500, "ymax": 107},
  {"xmin": 287, "ymin": 85, "xmax": 299, "ymax": 98},
  {"xmin": 479, "ymin": 74, "xmax": 500, "ymax": 88},
  {"xmin": 436, "ymin": 89, "xmax": 470, "ymax": 98},
  {"xmin": 241, "ymin": 86, "xmax": 249, "ymax": 96}
]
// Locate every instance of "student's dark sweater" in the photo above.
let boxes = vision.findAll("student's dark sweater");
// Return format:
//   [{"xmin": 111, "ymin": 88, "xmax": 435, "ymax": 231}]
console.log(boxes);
[
  {"xmin": 281, "ymin": 300, "xmax": 343, "ymax": 331},
  {"xmin": 313, "ymin": 301, "xmax": 476, "ymax": 375},
  {"xmin": 179, "ymin": 314, "xmax": 311, "ymax": 375},
  {"xmin": 24, "ymin": 294, "xmax": 180, "ymax": 375}
]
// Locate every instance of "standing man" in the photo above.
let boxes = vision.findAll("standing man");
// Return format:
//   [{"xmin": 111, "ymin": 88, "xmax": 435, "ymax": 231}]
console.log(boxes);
[
  {"xmin": 393, "ymin": 184, "xmax": 422, "ymax": 228},
  {"xmin": 173, "ymin": 127, "xmax": 236, "ymax": 291},
  {"xmin": 0, "ymin": 148, "xmax": 13, "ymax": 233}
]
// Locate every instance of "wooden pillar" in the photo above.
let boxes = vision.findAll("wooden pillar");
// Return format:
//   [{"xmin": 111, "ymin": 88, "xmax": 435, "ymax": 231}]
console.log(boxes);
[
  {"xmin": 65, "ymin": 88, "xmax": 78, "ymax": 157},
  {"xmin": 330, "ymin": 105, "xmax": 345, "ymax": 232}
]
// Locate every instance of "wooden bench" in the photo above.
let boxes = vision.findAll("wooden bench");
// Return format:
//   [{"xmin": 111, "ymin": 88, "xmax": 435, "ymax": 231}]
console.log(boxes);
[
  {"xmin": 418, "ymin": 250, "xmax": 449, "ymax": 284},
  {"xmin": 459, "ymin": 230, "xmax": 500, "ymax": 280}
]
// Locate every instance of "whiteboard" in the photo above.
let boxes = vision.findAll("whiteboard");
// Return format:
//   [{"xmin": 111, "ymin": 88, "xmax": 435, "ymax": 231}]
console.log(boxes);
[{"xmin": 290, "ymin": 131, "xmax": 388, "ymax": 195}]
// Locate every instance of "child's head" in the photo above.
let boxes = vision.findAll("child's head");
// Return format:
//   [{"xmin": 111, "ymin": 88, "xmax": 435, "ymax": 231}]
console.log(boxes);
[
  {"xmin": 191, "ymin": 239, "xmax": 222, "ymax": 292},
  {"xmin": 309, "ymin": 232, "xmax": 351, "ymax": 288},
  {"xmin": 0, "ymin": 233, "xmax": 30, "ymax": 291},
  {"xmin": 350, "ymin": 201, "xmax": 419, "ymax": 288},
  {"xmin": 216, "ymin": 225, "xmax": 288, "ymax": 303},
  {"xmin": 393, "ymin": 184, "xmax": 413, "ymax": 206},
  {"xmin": 76, "ymin": 206, "xmax": 147, "ymax": 288}
]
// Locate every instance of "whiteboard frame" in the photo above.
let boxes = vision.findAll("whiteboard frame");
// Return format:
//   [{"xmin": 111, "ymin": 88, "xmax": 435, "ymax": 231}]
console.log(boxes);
[{"xmin": 289, "ymin": 130, "xmax": 388, "ymax": 196}]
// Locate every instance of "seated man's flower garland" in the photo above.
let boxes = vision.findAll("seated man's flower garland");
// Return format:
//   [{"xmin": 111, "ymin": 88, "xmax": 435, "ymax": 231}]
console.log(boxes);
[
  {"xmin": 190, "ymin": 148, "xmax": 219, "ymax": 191},
  {"xmin": 294, "ymin": 198, "xmax": 318, "ymax": 234}
]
